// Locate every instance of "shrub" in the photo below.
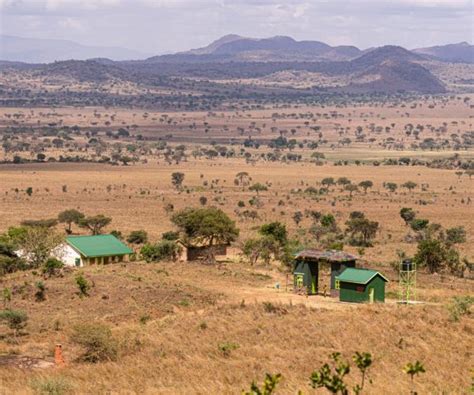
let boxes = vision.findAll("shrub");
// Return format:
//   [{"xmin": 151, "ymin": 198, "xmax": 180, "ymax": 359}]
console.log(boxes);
[
  {"xmin": 218, "ymin": 341, "xmax": 239, "ymax": 357},
  {"xmin": 447, "ymin": 296, "xmax": 473, "ymax": 321},
  {"xmin": 30, "ymin": 376, "xmax": 71, "ymax": 395},
  {"xmin": 75, "ymin": 274, "xmax": 91, "ymax": 297},
  {"xmin": 42, "ymin": 258, "xmax": 64, "ymax": 277},
  {"xmin": 127, "ymin": 230, "xmax": 148, "ymax": 244},
  {"xmin": 71, "ymin": 323, "xmax": 118, "ymax": 363},
  {"xmin": 0, "ymin": 309, "xmax": 28, "ymax": 337},
  {"xmin": 140, "ymin": 241, "xmax": 182, "ymax": 262},
  {"xmin": 162, "ymin": 231, "xmax": 179, "ymax": 241},
  {"xmin": 35, "ymin": 281, "xmax": 46, "ymax": 302},
  {"xmin": 243, "ymin": 373, "xmax": 281, "ymax": 395}
]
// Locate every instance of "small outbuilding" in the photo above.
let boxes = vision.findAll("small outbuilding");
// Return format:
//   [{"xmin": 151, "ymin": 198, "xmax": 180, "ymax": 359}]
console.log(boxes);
[
  {"xmin": 293, "ymin": 250, "xmax": 358, "ymax": 295},
  {"xmin": 336, "ymin": 268, "xmax": 388, "ymax": 303},
  {"xmin": 54, "ymin": 234, "xmax": 133, "ymax": 267}
]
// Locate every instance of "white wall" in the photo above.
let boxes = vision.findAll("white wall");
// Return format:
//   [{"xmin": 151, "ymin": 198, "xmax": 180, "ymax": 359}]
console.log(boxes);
[{"xmin": 53, "ymin": 244, "xmax": 84, "ymax": 267}]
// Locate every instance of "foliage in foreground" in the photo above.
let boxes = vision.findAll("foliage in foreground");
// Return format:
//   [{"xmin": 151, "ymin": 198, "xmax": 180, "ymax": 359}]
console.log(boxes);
[
  {"xmin": 244, "ymin": 354, "xmax": 427, "ymax": 394},
  {"xmin": 71, "ymin": 323, "xmax": 118, "ymax": 363}
]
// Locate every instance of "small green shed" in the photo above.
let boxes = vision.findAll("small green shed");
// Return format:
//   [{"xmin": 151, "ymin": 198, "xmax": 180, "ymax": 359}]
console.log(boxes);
[{"xmin": 336, "ymin": 268, "xmax": 388, "ymax": 303}]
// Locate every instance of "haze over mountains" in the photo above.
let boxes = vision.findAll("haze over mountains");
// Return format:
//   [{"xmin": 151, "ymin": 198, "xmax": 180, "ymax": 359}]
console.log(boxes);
[
  {"xmin": 0, "ymin": 35, "xmax": 150, "ymax": 63},
  {"xmin": 0, "ymin": 34, "xmax": 472, "ymax": 96}
]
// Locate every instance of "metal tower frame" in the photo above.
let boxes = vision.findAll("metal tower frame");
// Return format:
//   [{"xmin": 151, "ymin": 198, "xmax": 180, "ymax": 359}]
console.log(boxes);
[{"xmin": 399, "ymin": 259, "xmax": 417, "ymax": 304}]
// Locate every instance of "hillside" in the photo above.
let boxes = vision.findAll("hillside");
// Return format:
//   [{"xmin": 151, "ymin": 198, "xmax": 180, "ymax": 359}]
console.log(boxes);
[
  {"xmin": 171, "ymin": 35, "xmax": 363, "ymax": 62},
  {"xmin": 414, "ymin": 42, "xmax": 474, "ymax": 63},
  {"xmin": 0, "ymin": 261, "xmax": 471, "ymax": 393}
]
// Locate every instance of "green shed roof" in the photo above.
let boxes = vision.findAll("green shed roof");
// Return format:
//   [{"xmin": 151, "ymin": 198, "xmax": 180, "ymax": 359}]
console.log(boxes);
[
  {"xmin": 66, "ymin": 235, "xmax": 133, "ymax": 258},
  {"xmin": 337, "ymin": 268, "xmax": 388, "ymax": 285}
]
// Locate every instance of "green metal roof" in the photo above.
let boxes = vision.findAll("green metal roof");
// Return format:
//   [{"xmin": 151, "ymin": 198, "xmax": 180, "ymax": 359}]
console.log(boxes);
[
  {"xmin": 66, "ymin": 235, "xmax": 133, "ymax": 258},
  {"xmin": 336, "ymin": 268, "xmax": 388, "ymax": 285}
]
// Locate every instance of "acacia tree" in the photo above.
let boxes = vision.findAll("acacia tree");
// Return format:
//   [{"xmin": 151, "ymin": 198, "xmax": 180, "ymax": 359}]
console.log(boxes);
[
  {"xmin": 79, "ymin": 215, "xmax": 112, "ymax": 235},
  {"xmin": 345, "ymin": 212, "xmax": 379, "ymax": 247},
  {"xmin": 58, "ymin": 209, "xmax": 85, "ymax": 234},
  {"xmin": 400, "ymin": 208, "xmax": 416, "ymax": 226},
  {"xmin": 402, "ymin": 181, "xmax": 417, "ymax": 193},
  {"xmin": 171, "ymin": 172, "xmax": 185, "ymax": 190},
  {"xmin": 14, "ymin": 226, "xmax": 64, "ymax": 267},
  {"xmin": 358, "ymin": 180, "xmax": 373, "ymax": 194},
  {"xmin": 171, "ymin": 207, "xmax": 239, "ymax": 260},
  {"xmin": 235, "ymin": 171, "xmax": 250, "ymax": 189}
]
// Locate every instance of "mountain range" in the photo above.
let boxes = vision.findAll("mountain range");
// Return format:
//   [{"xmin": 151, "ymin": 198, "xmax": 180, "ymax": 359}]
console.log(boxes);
[
  {"xmin": 0, "ymin": 35, "xmax": 150, "ymax": 63},
  {"xmin": 1, "ymin": 34, "xmax": 473, "ymax": 95}
]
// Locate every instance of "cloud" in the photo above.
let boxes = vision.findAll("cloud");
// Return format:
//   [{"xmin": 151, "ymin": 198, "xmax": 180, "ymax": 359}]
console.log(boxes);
[{"xmin": 0, "ymin": 0, "xmax": 471, "ymax": 53}]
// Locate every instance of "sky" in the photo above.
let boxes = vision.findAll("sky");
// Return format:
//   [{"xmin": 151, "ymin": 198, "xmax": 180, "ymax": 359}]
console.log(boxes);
[{"xmin": 0, "ymin": 0, "xmax": 473, "ymax": 55}]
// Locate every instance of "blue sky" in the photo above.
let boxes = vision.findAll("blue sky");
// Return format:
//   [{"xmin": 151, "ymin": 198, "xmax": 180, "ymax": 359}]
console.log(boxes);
[{"xmin": 0, "ymin": 0, "xmax": 472, "ymax": 54}]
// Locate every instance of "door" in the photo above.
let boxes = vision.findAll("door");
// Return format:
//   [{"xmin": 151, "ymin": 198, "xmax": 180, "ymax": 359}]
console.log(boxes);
[
  {"xmin": 295, "ymin": 274, "xmax": 304, "ymax": 288},
  {"xmin": 75, "ymin": 258, "xmax": 81, "ymax": 267},
  {"xmin": 369, "ymin": 287, "xmax": 375, "ymax": 303}
]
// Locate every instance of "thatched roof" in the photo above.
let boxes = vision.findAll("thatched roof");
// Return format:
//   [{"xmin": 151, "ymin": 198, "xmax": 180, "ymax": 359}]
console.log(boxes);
[{"xmin": 295, "ymin": 249, "xmax": 358, "ymax": 262}]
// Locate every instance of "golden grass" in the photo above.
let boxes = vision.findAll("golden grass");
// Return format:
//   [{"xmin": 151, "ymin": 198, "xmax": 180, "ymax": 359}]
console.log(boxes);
[{"xmin": 0, "ymin": 262, "xmax": 472, "ymax": 394}]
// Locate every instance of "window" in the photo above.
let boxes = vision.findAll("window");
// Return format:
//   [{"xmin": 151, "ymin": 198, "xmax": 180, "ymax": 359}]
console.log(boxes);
[{"xmin": 356, "ymin": 285, "xmax": 364, "ymax": 293}]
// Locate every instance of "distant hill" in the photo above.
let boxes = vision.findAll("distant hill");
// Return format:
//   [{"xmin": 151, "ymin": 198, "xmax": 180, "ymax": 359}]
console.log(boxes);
[
  {"xmin": 0, "ymin": 35, "xmax": 150, "ymax": 63},
  {"xmin": 413, "ymin": 42, "xmax": 473, "ymax": 63},
  {"xmin": 172, "ymin": 35, "xmax": 363, "ymax": 62}
]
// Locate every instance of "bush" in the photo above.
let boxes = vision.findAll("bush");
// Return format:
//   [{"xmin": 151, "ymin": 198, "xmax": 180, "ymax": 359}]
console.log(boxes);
[
  {"xmin": 42, "ymin": 258, "xmax": 64, "ymax": 277},
  {"xmin": 218, "ymin": 341, "xmax": 239, "ymax": 357},
  {"xmin": 0, "ymin": 309, "xmax": 28, "ymax": 337},
  {"xmin": 71, "ymin": 323, "xmax": 118, "ymax": 363},
  {"xmin": 127, "ymin": 230, "xmax": 148, "ymax": 244},
  {"xmin": 447, "ymin": 296, "xmax": 473, "ymax": 321},
  {"xmin": 162, "ymin": 231, "xmax": 179, "ymax": 241},
  {"xmin": 75, "ymin": 274, "xmax": 91, "ymax": 297},
  {"xmin": 30, "ymin": 376, "xmax": 71, "ymax": 395},
  {"xmin": 140, "ymin": 241, "xmax": 182, "ymax": 262}
]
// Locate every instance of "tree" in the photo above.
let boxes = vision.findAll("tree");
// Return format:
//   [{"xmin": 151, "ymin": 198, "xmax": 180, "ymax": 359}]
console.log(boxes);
[
  {"xmin": 358, "ymin": 180, "xmax": 373, "ymax": 194},
  {"xmin": 384, "ymin": 182, "xmax": 398, "ymax": 193},
  {"xmin": 58, "ymin": 209, "xmax": 85, "ymax": 234},
  {"xmin": 171, "ymin": 172, "xmax": 185, "ymax": 190},
  {"xmin": 242, "ymin": 236, "xmax": 279, "ymax": 266},
  {"xmin": 400, "ymin": 208, "xmax": 416, "ymax": 226},
  {"xmin": 402, "ymin": 181, "xmax": 417, "ymax": 192},
  {"xmin": 249, "ymin": 183, "xmax": 268, "ymax": 195},
  {"xmin": 293, "ymin": 211, "xmax": 303, "ymax": 226},
  {"xmin": 15, "ymin": 226, "xmax": 63, "ymax": 268},
  {"xmin": 127, "ymin": 230, "xmax": 148, "ymax": 244},
  {"xmin": 337, "ymin": 177, "xmax": 351, "ymax": 187},
  {"xmin": 321, "ymin": 177, "xmax": 335, "ymax": 188},
  {"xmin": 414, "ymin": 239, "xmax": 446, "ymax": 273},
  {"xmin": 79, "ymin": 215, "xmax": 112, "ymax": 235},
  {"xmin": 259, "ymin": 222, "xmax": 287, "ymax": 246},
  {"xmin": 140, "ymin": 241, "xmax": 182, "ymax": 262},
  {"xmin": 346, "ymin": 213, "xmax": 379, "ymax": 247},
  {"xmin": 403, "ymin": 361, "xmax": 425, "ymax": 395},
  {"xmin": 445, "ymin": 226, "xmax": 466, "ymax": 245},
  {"xmin": 409, "ymin": 218, "xmax": 429, "ymax": 232},
  {"xmin": 172, "ymin": 207, "xmax": 239, "ymax": 248},
  {"xmin": 344, "ymin": 184, "xmax": 358, "ymax": 197},
  {"xmin": 235, "ymin": 171, "xmax": 250, "ymax": 189}
]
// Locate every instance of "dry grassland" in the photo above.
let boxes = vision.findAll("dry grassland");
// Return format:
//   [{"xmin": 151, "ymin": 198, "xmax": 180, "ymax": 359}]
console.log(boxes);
[{"xmin": 0, "ymin": 261, "xmax": 472, "ymax": 394}]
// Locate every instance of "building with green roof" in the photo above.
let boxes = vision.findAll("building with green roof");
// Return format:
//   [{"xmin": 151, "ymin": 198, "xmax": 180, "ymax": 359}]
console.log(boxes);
[
  {"xmin": 336, "ymin": 268, "xmax": 388, "ymax": 303},
  {"xmin": 54, "ymin": 234, "xmax": 133, "ymax": 267}
]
